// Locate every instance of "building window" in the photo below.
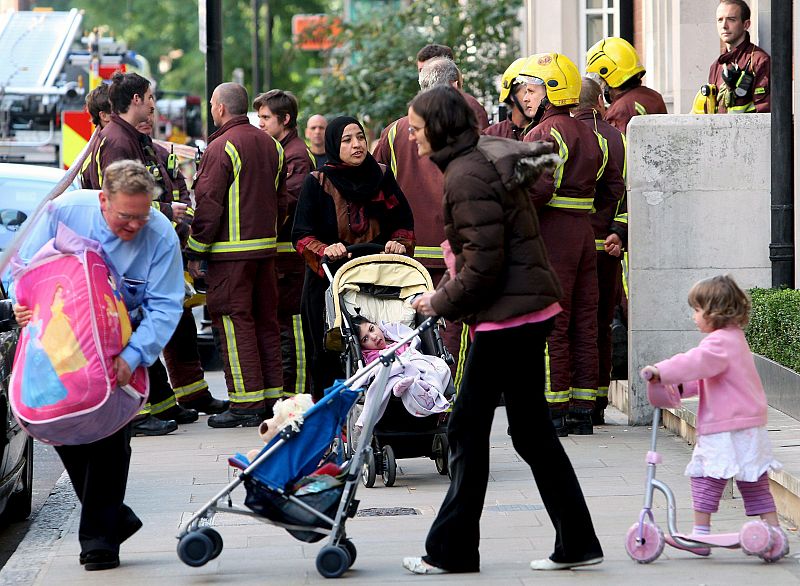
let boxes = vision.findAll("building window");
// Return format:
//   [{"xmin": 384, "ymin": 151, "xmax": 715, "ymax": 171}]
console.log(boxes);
[{"xmin": 580, "ymin": 0, "xmax": 619, "ymax": 69}]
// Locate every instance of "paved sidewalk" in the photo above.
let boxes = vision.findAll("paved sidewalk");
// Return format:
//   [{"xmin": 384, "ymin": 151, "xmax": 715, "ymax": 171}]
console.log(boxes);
[{"xmin": 2, "ymin": 373, "xmax": 800, "ymax": 585}]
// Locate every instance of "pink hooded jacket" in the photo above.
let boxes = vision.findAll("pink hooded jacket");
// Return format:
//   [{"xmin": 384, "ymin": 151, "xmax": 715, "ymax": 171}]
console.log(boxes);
[{"xmin": 655, "ymin": 326, "xmax": 767, "ymax": 436}]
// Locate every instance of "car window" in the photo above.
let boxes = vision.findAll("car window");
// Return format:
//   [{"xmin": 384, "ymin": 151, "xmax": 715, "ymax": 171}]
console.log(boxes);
[{"xmin": 0, "ymin": 178, "xmax": 61, "ymax": 250}]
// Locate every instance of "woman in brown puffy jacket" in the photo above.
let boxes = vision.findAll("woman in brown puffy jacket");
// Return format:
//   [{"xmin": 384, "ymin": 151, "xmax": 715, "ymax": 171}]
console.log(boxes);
[{"xmin": 403, "ymin": 86, "xmax": 603, "ymax": 575}]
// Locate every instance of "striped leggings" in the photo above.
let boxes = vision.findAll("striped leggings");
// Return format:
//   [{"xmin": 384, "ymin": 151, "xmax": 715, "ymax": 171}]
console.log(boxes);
[{"xmin": 691, "ymin": 473, "xmax": 775, "ymax": 516}]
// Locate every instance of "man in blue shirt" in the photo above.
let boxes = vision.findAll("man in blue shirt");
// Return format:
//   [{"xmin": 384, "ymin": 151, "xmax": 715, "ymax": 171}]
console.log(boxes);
[{"xmin": 14, "ymin": 160, "xmax": 183, "ymax": 571}]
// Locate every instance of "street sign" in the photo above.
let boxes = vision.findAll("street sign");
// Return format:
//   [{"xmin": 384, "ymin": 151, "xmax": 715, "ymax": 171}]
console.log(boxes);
[{"xmin": 291, "ymin": 14, "xmax": 342, "ymax": 51}]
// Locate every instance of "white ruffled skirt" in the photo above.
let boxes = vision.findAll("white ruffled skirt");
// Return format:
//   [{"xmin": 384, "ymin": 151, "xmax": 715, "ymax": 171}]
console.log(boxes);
[{"xmin": 685, "ymin": 426, "xmax": 782, "ymax": 482}]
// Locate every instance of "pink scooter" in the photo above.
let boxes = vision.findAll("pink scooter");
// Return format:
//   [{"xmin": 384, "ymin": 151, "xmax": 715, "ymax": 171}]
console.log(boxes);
[{"xmin": 624, "ymin": 371, "xmax": 789, "ymax": 564}]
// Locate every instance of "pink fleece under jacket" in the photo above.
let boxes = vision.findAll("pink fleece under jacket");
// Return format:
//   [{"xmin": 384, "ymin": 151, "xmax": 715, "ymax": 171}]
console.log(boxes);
[{"xmin": 655, "ymin": 326, "xmax": 768, "ymax": 436}]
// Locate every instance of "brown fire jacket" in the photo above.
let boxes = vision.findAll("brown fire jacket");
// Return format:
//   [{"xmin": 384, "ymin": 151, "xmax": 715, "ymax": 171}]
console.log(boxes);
[
  {"xmin": 482, "ymin": 118, "xmax": 525, "ymax": 141},
  {"xmin": 373, "ymin": 116, "xmax": 446, "ymax": 270},
  {"xmin": 574, "ymin": 110, "xmax": 628, "ymax": 247},
  {"xmin": 187, "ymin": 115, "xmax": 288, "ymax": 261},
  {"xmin": 277, "ymin": 128, "xmax": 314, "ymax": 255},
  {"xmin": 462, "ymin": 90, "xmax": 490, "ymax": 131},
  {"xmin": 709, "ymin": 33, "xmax": 770, "ymax": 113},
  {"xmin": 428, "ymin": 131, "xmax": 562, "ymax": 325},
  {"xmin": 604, "ymin": 85, "xmax": 668, "ymax": 134},
  {"xmin": 524, "ymin": 107, "xmax": 623, "ymax": 216}
]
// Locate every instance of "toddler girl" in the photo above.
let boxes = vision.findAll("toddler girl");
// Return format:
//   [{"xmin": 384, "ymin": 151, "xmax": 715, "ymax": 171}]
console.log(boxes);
[{"xmin": 642, "ymin": 275, "xmax": 786, "ymax": 557}]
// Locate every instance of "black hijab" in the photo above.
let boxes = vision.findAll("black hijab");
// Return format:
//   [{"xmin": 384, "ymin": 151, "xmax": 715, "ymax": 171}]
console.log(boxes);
[{"xmin": 321, "ymin": 116, "xmax": 384, "ymax": 204}]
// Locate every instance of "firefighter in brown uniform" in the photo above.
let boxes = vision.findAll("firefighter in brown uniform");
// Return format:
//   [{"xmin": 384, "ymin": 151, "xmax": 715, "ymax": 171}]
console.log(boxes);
[
  {"xmin": 585, "ymin": 37, "xmax": 668, "ymax": 134},
  {"xmin": 521, "ymin": 53, "xmax": 624, "ymax": 436},
  {"xmin": 572, "ymin": 77, "xmax": 627, "ymax": 426},
  {"xmin": 253, "ymin": 89, "xmax": 314, "ymax": 397},
  {"xmin": 416, "ymin": 44, "xmax": 490, "ymax": 131},
  {"xmin": 82, "ymin": 75, "xmax": 197, "ymax": 436},
  {"xmin": 709, "ymin": 0, "xmax": 770, "ymax": 113},
  {"xmin": 374, "ymin": 57, "xmax": 470, "ymax": 386},
  {"xmin": 483, "ymin": 57, "xmax": 531, "ymax": 141},
  {"xmin": 187, "ymin": 82, "xmax": 288, "ymax": 428}
]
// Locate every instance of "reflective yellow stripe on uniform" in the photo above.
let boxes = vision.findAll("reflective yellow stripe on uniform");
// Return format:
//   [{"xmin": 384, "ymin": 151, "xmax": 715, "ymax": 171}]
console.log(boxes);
[
  {"xmin": 273, "ymin": 136, "xmax": 285, "ymax": 190},
  {"xmin": 307, "ymin": 148, "xmax": 316, "ymax": 169},
  {"xmin": 544, "ymin": 342, "xmax": 570, "ymax": 404},
  {"xmin": 622, "ymin": 251, "xmax": 629, "ymax": 298},
  {"xmin": 634, "ymin": 102, "xmax": 647, "ymax": 116},
  {"xmin": 146, "ymin": 393, "xmax": 178, "ymax": 416},
  {"xmin": 595, "ymin": 238, "xmax": 606, "ymax": 252},
  {"xmin": 276, "ymin": 241, "xmax": 295, "ymax": 254},
  {"xmin": 594, "ymin": 131, "xmax": 609, "ymax": 181},
  {"xmin": 222, "ymin": 316, "xmax": 283, "ymax": 403},
  {"xmin": 186, "ymin": 207, "xmax": 195, "ymax": 218},
  {"xmin": 95, "ymin": 136, "xmax": 106, "ymax": 186},
  {"xmin": 210, "ymin": 237, "xmax": 277, "ymax": 254},
  {"xmin": 550, "ymin": 128, "xmax": 568, "ymax": 191},
  {"xmin": 597, "ymin": 385, "xmax": 609, "ymax": 399},
  {"xmin": 387, "ymin": 121, "xmax": 399, "ymax": 178},
  {"xmin": 173, "ymin": 379, "xmax": 210, "ymax": 401},
  {"xmin": 754, "ymin": 87, "xmax": 766, "ymax": 95},
  {"xmin": 614, "ymin": 211, "xmax": 628, "ymax": 224},
  {"xmin": 548, "ymin": 196, "xmax": 594, "ymax": 211},
  {"xmin": 728, "ymin": 102, "xmax": 756, "ymax": 113},
  {"xmin": 284, "ymin": 314, "xmax": 307, "ymax": 396},
  {"xmin": 187, "ymin": 235, "xmax": 211, "ymax": 254},
  {"xmin": 571, "ymin": 387, "xmax": 597, "ymax": 401},
  {"xmin": 414, "ymin": 246, "xmax": 444, "ymax": 259},
  {"xmin": 620, "ymin": 132, "xmax": 628, "ymax": 181},
  {"xmin": 224, "ymin": 141, "xmax": 242, "ymax": 242}
]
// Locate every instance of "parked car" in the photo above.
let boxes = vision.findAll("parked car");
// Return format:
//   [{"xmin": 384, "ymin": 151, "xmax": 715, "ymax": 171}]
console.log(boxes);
[{"xmin": 0, "ymin": 163, "xmax": 77, "ymax": 524}]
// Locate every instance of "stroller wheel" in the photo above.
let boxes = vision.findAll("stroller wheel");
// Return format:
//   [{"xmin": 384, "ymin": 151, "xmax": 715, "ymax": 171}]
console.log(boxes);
[
  {"xmin": 362, "ymin": 449, "xmax": 376, "ymax": 488},
  {"xmin": 177, "ymin": 531, "xmax": 215, "ymax": 567},
  {"xmin": 740, "ymin": 520, "xmax": 774, "ymax": 556},
  {"xmin": 625, "ymin": 521, "xmax": 664, "ymax": 563},
  {"xmin": 341, "ymin": 538, "xmax": 357, "ymax": 567},
  {"xmin": 433, "ymin": 434, "xmax": 449, "ymax": 476},
  {"xmin": 317, "ymin": 545, "xmax": 350, "ymax": 578},
  {"xmin": 198, "ymin": 526, "xmax": 223, "ymax": 560},
  {"xmin": 382, "ymin": 445, "xmax": 397, "ymax": 487},
  {"xmin": 760, "ymin": 525, "xmax": 790, "ymax": 563}
]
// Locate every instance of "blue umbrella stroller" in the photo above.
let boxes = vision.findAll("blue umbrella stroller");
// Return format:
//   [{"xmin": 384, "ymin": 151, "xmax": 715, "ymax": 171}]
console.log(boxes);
[{"xmin": 176, "ymin": 318, "xmax": 438, "ymax": 579}]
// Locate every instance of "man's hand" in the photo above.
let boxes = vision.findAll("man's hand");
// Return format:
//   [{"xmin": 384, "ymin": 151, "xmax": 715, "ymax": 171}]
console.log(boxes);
[
  {"xmin": 323, "ymin": 243, "xmax": 349, "ymax": 261},
  {"xmin": 113, "ymin": 356, "xmax": 132, "ymax": 386},
  {"xmin": 171, "ymin": 202, "xmax": 188, "ymax": 221},
  {"xmin": 187, "ymin": 259, "xmax": 207, "ymax": 279},
  {"xmin": 411, "ymin": 293, "xmax": 436, "ymax": 317},
  {"xmin": 12, "ymin": 304, "xmax": 32, "ymax": 328},
  {"xmin": 604, "ymin": 233, "xmax": 623, "ymax": 257},
  {"xmin": 384, "ymin": 241, "xmax": 406, "ymax": 255}
]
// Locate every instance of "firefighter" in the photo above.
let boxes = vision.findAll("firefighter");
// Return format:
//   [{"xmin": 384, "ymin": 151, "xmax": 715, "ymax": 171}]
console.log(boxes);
[
  {"xmin": 187, "ymin": 83, "xmax": 288, "ymax": 428},
  {"xmin": 572, "ymin": 77, "xmax": 627, "ymax": 426},
  {"xmin": 253, "ymin": 89, "xmax": 314, "ymax": 397},
  {"xmin": 373, "ymin": 57, "xmax": 468, "ymax": 388},
  {"xmin": 521, "ymin": 53, "xmax": 624, "ymax": 436},
  {"xmin": 483, "ymin": 57, "xmax": 532, "ymax": 140},
  {"xmin": 82, "ymin": 74, "xmax": 195, "ymax": 436},
  {"xmin": 305, "ymin": 114, "xmax": 328, "ymax": 169},
  {"xmin": 416, "ymin": 44, "xmax": 489, "ymax": 130},
  {"xmin": 709, "ymin": 0, "xmax": 770, "ymax": 113},
  {"xmin": 585, "ymin": 37, "xmax": 668, "ymax": 133}
]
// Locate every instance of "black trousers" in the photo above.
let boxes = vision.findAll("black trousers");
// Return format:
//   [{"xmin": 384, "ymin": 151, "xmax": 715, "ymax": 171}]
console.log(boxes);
[
  {"xmin": 423, "ymin": 321, "xmax": 603, "ymax": 572},
  {"xmin": 301, "ymin": 268, "xmax": 343, "ymax": 401},
  {"xmin": 54, "ymin": 425, "xmax": 139, "ymax": 555}
]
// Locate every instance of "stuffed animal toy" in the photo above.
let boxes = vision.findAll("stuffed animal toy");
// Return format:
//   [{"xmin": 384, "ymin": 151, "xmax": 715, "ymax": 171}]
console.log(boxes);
[{"xmin": 246, "ymin": 394, "xmax": 314, "ymax": 461}]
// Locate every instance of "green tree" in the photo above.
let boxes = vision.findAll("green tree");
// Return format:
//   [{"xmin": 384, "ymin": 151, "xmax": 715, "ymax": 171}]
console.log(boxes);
[
  {"xmin": 39, "ymin": 0, "xmax": 328, "ymax": 100},
  {"xmin": 303, "ymin": 0, "xmax": 522, "ymax": 135}
]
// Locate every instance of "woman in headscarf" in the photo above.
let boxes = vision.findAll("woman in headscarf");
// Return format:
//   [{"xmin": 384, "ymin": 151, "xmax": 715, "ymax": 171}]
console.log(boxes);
[
  {"xmin": 292, "ymin": 116, "xmax": 415, "ymax": 399},
  {"xmin": 402, "ymin": 86, "xmax": 603, "ymax": 575}
]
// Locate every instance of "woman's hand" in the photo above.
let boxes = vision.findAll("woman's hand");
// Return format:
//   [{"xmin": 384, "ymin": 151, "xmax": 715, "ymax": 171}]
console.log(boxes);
[
  {"xmin": 323, "ymin": 243, "xmax": 349, "ymax": 261},
  {"xmin": 640, "ymin": 365, "xmax": 661, "ymax": 383},
  {"xmin": 411, "ymin": 293, "xmax": 436, "ymax": 317},
  {"xmin": 13, "ymin": 304, "xmax": 32, "ymax": 328},
  {"xmin": 384, "ymin": 241, "xmax": 406, "ymax": 255}
]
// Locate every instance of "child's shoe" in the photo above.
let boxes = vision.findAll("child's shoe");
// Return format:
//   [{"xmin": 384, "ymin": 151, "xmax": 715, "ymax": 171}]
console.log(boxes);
[{"xmin": 664, "ymin": 534, "xmax": 711, "ymax": 556}]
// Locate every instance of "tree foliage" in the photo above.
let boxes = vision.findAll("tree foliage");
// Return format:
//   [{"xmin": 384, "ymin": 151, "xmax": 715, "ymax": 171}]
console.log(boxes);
[
  {"xmin": 37, "ymin": 0, "xmax": 327, "ymax": 99},
  {"xmin": 303, "ymin": 0, "xmax": 522, "ymax": 135}
]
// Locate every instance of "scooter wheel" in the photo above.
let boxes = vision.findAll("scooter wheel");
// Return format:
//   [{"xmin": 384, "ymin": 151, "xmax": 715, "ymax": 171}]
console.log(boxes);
[
  {"xmin": 625, "ymin": 521, "xmax": 664, "ymax": 563},
  {"xmin": 760, "ymin": 525, "xmax": 790, "ymax": 563},
  {"xmin": 740, "ymin": 520, "xmax": 774, "ymax": 556}
]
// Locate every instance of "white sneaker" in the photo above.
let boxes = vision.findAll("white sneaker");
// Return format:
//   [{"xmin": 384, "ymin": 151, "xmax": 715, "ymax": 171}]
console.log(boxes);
[
  {"xmin": 530, "ymin": 556, "xmax": 603, "ymax": 571},
  {"xmin": 402, "ymin": 557, "xmax": 448, "ymax": 575}
]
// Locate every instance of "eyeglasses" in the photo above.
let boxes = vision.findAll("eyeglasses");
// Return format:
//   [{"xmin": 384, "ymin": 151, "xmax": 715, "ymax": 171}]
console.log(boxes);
[
  {"xmin": 408, "ymin": 124, "xmax": 426, "ymax": 135},
  {"xmin": 111, "ymin": 209, "xmax": 151, "ymax": 224}
]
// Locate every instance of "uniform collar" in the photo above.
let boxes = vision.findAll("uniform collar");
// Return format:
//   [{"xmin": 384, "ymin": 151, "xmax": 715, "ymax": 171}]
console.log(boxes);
[{"xmin": 208, "ymin": 115, "xmax": 250, "ymax": 143}]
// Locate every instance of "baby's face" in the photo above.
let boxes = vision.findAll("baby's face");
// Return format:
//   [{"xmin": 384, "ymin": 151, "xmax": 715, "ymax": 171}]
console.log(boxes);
[{"xmin": 358, "ymin": 322, "xmax": 387, "ymax": 350}]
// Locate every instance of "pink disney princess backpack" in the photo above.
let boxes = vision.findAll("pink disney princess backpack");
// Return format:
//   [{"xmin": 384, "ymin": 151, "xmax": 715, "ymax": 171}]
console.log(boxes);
[{"xmin": 9, "ymin": 224, "xmax": 149, "ymax": 445}]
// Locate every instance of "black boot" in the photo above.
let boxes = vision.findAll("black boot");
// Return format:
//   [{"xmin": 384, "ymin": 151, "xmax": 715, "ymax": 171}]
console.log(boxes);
[
  {"xmin": 591, "ymin": 408, "xmax": 605, "ymax": 426},
  {"xmin": 155, "ymin": 404, "xmax": 199, "ymax": 424},
  {"xmin": 207, "ymin": 409, "xmax": 263, "ymax": 428},
  {"xmin": 551, "ymin": 413, "xmax": 568, "ymax": 437},
  {"xmin": 181, "ymin": 395, "xmax": 229, "ymax": 415},
  {"xmin": 132, "ymin": 415, "xmax": 178, "ymax": 437},
  {"xmin": 566, "ymin": 412, "xmax": 593, "ymax": 435}
]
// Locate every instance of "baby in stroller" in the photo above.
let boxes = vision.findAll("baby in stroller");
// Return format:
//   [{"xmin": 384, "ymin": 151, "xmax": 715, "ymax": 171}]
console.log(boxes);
[{"xmin": 351, "ymin": 315, "xmax": 452, "ymax": 423}]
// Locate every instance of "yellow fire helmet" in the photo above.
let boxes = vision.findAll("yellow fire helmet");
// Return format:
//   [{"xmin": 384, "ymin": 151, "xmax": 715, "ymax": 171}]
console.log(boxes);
[
  {"xmin": 518, "ymin": 53, "xmax": 581, "ymax": 107},
  {"xmin": 586, "ymin": 37, "xmax": 645, "ymax": 88},
  {"xmin": 499, "ymin": 57, "xmax": 528, "ymax": 103}
]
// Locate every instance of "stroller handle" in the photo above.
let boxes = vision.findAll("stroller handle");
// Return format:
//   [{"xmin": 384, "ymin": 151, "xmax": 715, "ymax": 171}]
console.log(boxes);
[{"xmin": 321, "ymin": 243, "xmax": 391, "ymax": 283}]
